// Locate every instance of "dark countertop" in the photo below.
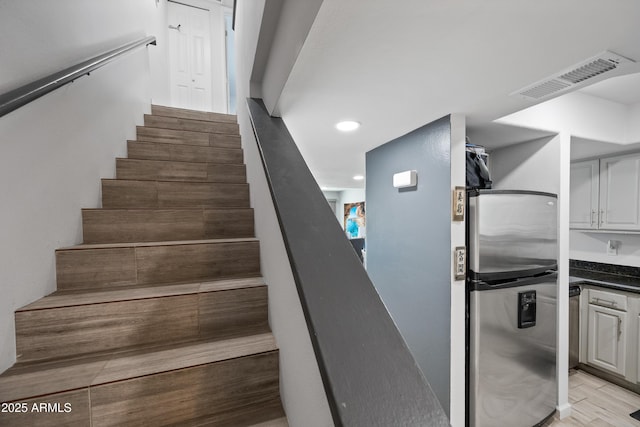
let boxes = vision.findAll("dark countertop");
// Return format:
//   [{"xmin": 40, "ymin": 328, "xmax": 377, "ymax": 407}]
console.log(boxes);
[{"xmin": 570, "ymin": 267, "xmax": 640, "ymax": 294}]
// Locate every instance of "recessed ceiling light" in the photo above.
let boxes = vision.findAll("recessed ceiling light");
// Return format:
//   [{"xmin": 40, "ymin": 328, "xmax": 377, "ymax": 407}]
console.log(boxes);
[
  {"xmin": 353, "ymin": 175, "xmax": 364, "ymax": 181},
  {"xmin": 336, "ymin": 120, "xmax": 360, "ymax": 132}
]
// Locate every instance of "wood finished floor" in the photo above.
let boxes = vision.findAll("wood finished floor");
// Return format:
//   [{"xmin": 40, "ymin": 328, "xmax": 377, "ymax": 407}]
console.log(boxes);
[{"xmin": 546, "ymin": 370, "xmax": 640, "ymax": 426}]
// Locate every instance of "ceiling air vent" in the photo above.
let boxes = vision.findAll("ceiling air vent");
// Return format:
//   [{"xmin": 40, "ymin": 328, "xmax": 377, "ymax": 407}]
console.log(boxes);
[{"xmin": 512, "ymin": 51, "xmax": 635, "ymax": 101}]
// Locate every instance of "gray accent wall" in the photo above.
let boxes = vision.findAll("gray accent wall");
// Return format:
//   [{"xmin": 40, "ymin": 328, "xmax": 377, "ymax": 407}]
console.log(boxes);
[{"xmin": 366, "ymin": 116, "xmax": 452, "ymax": 414}]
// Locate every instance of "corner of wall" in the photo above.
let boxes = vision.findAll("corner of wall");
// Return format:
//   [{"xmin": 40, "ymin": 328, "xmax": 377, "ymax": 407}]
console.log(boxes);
[{"xmin": 449, "ymin": 113, "xmax": 466, "ymax": 427}]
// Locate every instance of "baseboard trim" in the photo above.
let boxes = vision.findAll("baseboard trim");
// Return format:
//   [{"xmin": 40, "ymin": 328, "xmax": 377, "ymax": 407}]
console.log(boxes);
[{"xmin": 556, "ymin": 402, "xmax": 572, "ymax": 419}]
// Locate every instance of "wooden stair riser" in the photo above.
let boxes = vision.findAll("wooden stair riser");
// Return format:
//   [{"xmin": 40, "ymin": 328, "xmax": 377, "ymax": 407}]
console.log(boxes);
[
  {"xmin": 1, "ymin": 331, "xmax": 275, "ymax": 403},
  {"xmin": 116, "ymin": 158, "xmax": 246, "ymax": 183},
  {"xmin": 102, "ymin": 180, "xmax": 250, "ymax": 209},
  {"xmin": 144, "ymin": 114, "xmax": 240, "ymax": 135},
  {"xmin": 15, "ymin": 287, "xmax": 268, "ymax": 362},
  {"xmin": 128, "ymin": 141, "xmax": 243, "ymax": 164},
  {"xmin": 82, "ymin": 208, "xmax": 255, "ymax": 243},
  {"xmin": 56, "ymin": 241, "xmax": 260, "ymax": 291},
  {"xmin": 0, "ymin": 352, "xmax": 283, "ymax": 427},
  {"xmin": 151, "ymin": 105, "xmax": 237, "ymax": 123},
  {"xmin": 137, "ymin": 126, "xmax": 241, "ymax": 149},
  {"xmin": 91, "ymin": 352, "xmax": 282, "ymax": 427},
  {"xmin": 92, "ymin": 352, "xmax": 280, "ymax": 427}
]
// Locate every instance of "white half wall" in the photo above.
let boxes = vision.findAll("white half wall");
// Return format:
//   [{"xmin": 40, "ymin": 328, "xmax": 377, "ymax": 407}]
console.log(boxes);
[
  {"xmin": 489, "ymin": 134, "xmax": 571, "ymax": 418},
  {"xmin": 235, "ymin": 2, "xmax": 333, "ymax": 425}
]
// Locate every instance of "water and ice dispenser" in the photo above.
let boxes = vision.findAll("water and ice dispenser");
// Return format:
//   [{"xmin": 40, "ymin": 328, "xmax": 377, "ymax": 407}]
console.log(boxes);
[{"xmin": 518, "ymin": 290, "xmax": 537, "ymax": 328}]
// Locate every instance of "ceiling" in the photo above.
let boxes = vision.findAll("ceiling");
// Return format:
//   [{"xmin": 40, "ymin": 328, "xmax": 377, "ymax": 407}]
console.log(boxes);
[{"xmin": 272, "ymin": 0, "xmax": 640, "ymax": 190}]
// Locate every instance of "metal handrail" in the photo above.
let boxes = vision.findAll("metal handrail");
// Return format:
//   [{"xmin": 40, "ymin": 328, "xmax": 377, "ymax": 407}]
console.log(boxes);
[
  {"xmin": 247, "ymin": 98, "xmax": 449, "ymax": 427},
  {"xmin": 0, "ymin": 36, "xmax": 156, "ymax": 118}
]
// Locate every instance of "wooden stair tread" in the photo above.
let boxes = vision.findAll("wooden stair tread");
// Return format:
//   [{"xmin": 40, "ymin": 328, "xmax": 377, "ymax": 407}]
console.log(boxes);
[
  {"xmin": 142, "ymin": 116, "xmax": 240, "ymax": 136},
  {"xmin": 18, "ymin": 277, "xmax": 266, "ymax": 311},
  {"xmin": 136, "ymin": 126, "xmax": 240, "ymax": 148},
  {"xmin": 248, "ymin": 418, "xmax": 290, "ymax": 427},
  {"xmin": 115, "ymin": 157, "xmax": 246, "ymax": 168},
  {"xmin": 57, "ymin": 237, "xmax": 258, "ymax": 251},
  {"xmin": 0, "ymin": 333, "xmax": 277, "ymax": 402},
  {"xmin": 101, "ymin": 177, "xmax": 249, "ymax": 185},
  {"xmin": 116, "ymin": 158, "xmax": 246, "ymax": 183},
  {"xmin": 127, "ymin": 140, "xmax": 244, "ymax": 164},
  {"xmin": 101, "ymin": 179, "xmax": 251, "ymax": 209},
  {"xmin": 81, "ymin": 208, "xmax": 256, "ymax": 244},
  {"xmin": 151, "ymin": 105, "xmax": 237, "ymax": 123},
  {"xmin": 120, "ymin": 151, "xmax": 243, "ymax": 166},
  {"xmin": 82, "ymin": 207, "xmax": 254, "ymax": 211}
]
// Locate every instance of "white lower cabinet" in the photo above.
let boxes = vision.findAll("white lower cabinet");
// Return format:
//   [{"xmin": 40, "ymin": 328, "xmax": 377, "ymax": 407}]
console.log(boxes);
[{"xmin": 587, "ymin": 304, "xmax": 627, "ymax": 376}]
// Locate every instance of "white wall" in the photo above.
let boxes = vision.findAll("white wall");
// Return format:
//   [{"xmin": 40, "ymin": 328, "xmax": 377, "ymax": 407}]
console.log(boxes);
[
  {"xmin": 497, "ymin": 92, "xmax": 630, "ymax": 144},
  {"xmin": 629, "ymin": 102, "xmax": 640, "ymax": 143},
  {"xmin": 0, "ymin": 0, "xmax": 168, "ymax": 374},
  {"xmin": 449, "ymin": 114, "xmax": 466, "ymax": 427},
  {"xmin": 489, "ymin": 134, "xmax": 572, "ymax": 418},
  {"xmin": 490, "ymin": 136, "xmax": 560, "ymax": 193},
  {"xmin": 0, "ymin": 0, "xmax": 169, "ymax": 105},
  {"xmin": 235, "ymin": 2, "xmax": 333, "ymax": 425},
  {"xmin": 570, "ymin": 231, "xmax": 640, "ymax": 267}
]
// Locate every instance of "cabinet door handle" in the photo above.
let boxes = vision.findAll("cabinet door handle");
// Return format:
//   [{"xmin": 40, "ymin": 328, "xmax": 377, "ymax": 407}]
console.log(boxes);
[
  {"xmin": 618, "ymin": 317, "xmax": 622, "ymax": 340},
  {"xmin": 600, "ymin": 209, "xmax": 605, "ymax": 225},
  {"xmin": 591, "ymin": 210, "xmax": 597, "ymax": 226},
  {"xmin": 593, "ymin": 297, "xmax": 617, "ymax": 307}
]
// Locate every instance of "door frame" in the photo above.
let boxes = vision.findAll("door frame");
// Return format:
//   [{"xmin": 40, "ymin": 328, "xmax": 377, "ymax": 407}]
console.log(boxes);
[{"xmin": 166, "ymin": 0, "xmax": 230, "ymax": 113}]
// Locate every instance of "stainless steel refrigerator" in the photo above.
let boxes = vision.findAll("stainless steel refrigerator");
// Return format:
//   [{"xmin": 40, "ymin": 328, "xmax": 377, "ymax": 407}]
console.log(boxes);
[{"xmin": 467, "ymin": 190, "xmax": 558, "ymax": 427}]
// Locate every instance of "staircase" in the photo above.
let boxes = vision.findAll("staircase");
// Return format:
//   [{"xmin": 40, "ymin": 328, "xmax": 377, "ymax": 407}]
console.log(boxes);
[{"xmin": 0, "ymin": 106, "xmax": 288, "ymax": 426}]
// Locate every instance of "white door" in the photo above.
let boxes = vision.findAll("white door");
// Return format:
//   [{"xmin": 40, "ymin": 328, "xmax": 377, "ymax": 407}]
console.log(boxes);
[
  {"xmin": 168, "ymin": 1, "xmax": 212, "ymax": 111},
  {"xmin": 569, "ymin": 160, "xmax": 599, "ymax": 229},
  {"xmin": 587, "ymin": 304, "xmax": 626, "ymax": 376},
  {"xmin": 599, "ymin": 153, "xmax": 640, "ymax": 230}
]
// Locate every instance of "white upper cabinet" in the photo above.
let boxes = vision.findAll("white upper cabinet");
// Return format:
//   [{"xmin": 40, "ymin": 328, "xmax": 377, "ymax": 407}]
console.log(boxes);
[
  {"xmin": 570, "ymin": 160, "xmax": 599, "ymax": 229},
  {"xmin": 599, "ymin": 154, "xmax": 640, "ymax": 230},
  {"xmin": 570, "ymin": 153, "xmax": 640, "ymax": 231}
]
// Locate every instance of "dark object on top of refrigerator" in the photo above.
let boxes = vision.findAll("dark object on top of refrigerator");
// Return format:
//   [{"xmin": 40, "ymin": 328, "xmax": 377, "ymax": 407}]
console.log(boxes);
[
  {"xmin": 466, "ymin": 143, "xmax": 491, "ymax": 189},
  {"xmin": 467, "ymin": 189, "xmax": 558, "ymax": 427}
]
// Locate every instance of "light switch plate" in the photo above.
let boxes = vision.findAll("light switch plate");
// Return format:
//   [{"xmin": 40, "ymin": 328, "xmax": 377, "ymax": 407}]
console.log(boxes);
[{"xmin": 607, "ymin": 240, "xmax": 618, "ymax": 256}]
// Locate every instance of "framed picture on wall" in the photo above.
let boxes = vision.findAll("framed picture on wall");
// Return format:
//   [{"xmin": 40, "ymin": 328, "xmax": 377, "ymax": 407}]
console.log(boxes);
[{"xmin": 344, "ymin": 202, "xmax": 365, "ymax": 238}]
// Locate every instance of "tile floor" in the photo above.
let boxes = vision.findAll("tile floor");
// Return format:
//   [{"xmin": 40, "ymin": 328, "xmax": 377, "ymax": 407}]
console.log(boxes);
[{"xmin": 545, "ymin": 370, "xmax": 640, "ymax": 426}]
